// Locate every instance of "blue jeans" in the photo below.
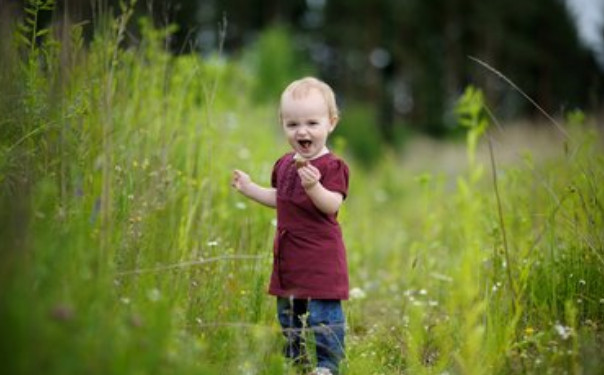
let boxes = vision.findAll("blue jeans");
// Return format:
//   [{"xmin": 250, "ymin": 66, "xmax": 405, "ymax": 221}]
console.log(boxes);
[{"xmin": 277, "ymin": 297, "xmax": 345, "ymax": 374}]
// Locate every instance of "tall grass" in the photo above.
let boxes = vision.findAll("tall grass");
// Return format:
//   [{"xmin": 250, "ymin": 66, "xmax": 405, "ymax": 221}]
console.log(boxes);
[{"xmin": 1, "ymin": 5, "xmax": 603, "ymax": 375}]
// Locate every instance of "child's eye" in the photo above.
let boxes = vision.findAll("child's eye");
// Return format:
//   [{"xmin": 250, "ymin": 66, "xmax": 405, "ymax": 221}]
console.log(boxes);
[
  {"xmin": 286, "ymin": 122, "xmax": 298, "ymax": 128},
  {"xmin": 308, "ymin": 121, "xmax": 318, "ymax": 126}
]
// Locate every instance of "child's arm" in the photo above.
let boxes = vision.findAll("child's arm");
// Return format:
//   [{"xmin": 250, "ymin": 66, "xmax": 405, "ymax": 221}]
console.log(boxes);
[
  {"xmin": 298, "ymin": 165, "xmax": 343, "ymax": 215},
  {"xmin": 231, "ymin": 169, "xmax": 277, "ymax": 208}
]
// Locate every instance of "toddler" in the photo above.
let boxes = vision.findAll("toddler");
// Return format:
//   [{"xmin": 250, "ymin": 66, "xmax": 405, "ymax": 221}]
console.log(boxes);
[{"xmin": 232, "ymin": 77, "xmax": 350, "ymax": 375}]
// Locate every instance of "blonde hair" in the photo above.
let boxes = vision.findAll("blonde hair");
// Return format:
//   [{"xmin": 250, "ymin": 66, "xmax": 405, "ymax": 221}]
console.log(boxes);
[{"xmin": 280, "ymin": 77, "xmax": 339, "ymax": 120}]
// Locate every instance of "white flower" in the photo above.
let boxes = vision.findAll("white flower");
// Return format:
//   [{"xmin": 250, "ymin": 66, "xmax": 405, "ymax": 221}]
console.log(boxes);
[
  {"xmin": 148, "ymin": 288, "xmax": 161, "ymax": 302},
  {"xmin": 207, "ymin": 240, "xmax": 219, "ymax": 247},
  {"xmin": 554, "ymin": 323, "xmax": 572, "ymax": 340},
  {"xmin": 235, "ymin": 202, "xmax": 247, "ymax": 210},
  {"xmin": 349, "ymin": 287, "xmax": 366, "ymax": 300}
]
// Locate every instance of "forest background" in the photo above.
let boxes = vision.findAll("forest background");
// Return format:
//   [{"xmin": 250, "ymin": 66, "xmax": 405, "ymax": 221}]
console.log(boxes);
[{"xmin": 3, "ymin": 0, "xmax": 603, "ymax": 153}]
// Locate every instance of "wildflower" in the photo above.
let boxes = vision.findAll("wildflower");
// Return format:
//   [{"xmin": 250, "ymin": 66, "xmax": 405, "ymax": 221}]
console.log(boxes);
[
  {"xmin": 147, "ymin": 288, "xmax": 161, "ymax": 302},
  {"xmin": 238, "ymin": 361, "xmax": 255, "ymax": 375},
  {"xmin": 120, "ymin": 297, "xmax": 131, "ymax": 305},
  {"xmin": 207, "ymin": 240, "xmax": 219, "ymax": 247},
  {"xmin": 554, "ymin": 323, "xmax": 572, "ymax": 340},
  {"xmin": 419, "ymin": 289, "xmax": 428, "ymax": 296},
  {"xmin": 349, "ymin": 287, "xmax": 366, "ymax": 300},
  {"xmin": 524, "ymin": 327, "xmax": 534, "ymax": 336},
  {"xmin": 235, "ymin": 201, "xmax": 247, "ymax": 210},
  {"xmin": 578, "ymin": 279, "xmax": 586, "ymax": 286},
  {"xmin": 310, "ymin": 367, "xmax": 333, "ymax": 375}
]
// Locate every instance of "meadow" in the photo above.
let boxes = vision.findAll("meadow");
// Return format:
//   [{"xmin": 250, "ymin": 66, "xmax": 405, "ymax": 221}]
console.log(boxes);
[{"xmin": 1, "ymin": 5, "xmax": 603, "ymax": 375}]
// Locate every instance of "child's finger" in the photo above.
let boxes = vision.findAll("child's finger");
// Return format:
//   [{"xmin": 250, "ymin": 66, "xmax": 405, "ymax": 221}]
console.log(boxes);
[{"xmin": 301, "ymin": 165, "xmax": 320, "ymax": 179}]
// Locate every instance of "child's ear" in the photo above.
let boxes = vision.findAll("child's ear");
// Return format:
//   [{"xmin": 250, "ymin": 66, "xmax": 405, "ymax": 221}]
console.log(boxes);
[{"xmin": 329, "ymin": 116, "xmax": 339, "ymax": 132}]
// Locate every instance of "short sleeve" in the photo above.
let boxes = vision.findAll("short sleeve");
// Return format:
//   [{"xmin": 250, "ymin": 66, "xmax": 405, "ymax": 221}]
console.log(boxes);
[
  {"xmin": 320, "ymin": 158, "xmax": 350, "ymax": 199},
  {"xmin": 271, "ymin": 154, "xmax": 291, "ymax": 188},
  {"xmin": 271, "ymin": 160, "xmax": 280, "ymax": 188}
]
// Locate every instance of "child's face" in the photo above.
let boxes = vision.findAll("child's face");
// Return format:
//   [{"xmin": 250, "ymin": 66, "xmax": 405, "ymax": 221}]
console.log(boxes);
[{"xmin": 280, "ymin": 89, "xmax": 337, "ymax": 160}]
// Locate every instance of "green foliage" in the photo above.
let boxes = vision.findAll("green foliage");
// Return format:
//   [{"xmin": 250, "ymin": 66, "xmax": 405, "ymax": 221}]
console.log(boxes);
[
  {"xmin": 244, "ymin": 25, "xmax": 315, "ymax": 104},
  {"xmin": 332, "ymin": 102, "xmax": 383, "ymax": 168},
  {"xmin": 565, "ymin": 108, "xmax": 586, "ymax": 127},
  {"xmin": 16, "ymin": 0, "xmax": 55, "ymax": 51},
  {"xmin": 455, "ymin": 86, "xmax": 489, "ymax": 168}
]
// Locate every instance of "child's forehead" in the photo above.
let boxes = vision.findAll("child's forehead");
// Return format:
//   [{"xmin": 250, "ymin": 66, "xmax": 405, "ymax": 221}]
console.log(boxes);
[
  {"xmin": 281, "ymin": 88, "xmax": 327, "ymax": 106},
  {"xmin": 288, "ymin": 82, "xmax": 323, "ymax": 95},
  {"xmin": 280, "ymin": 90, "xmax": 328, "ymax": 113}
]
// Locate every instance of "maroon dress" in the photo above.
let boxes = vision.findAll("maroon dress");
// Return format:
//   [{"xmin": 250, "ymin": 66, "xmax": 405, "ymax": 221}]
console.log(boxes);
[{"xmin": 269, "ymin": 152, "xmax": 350, "ymax": 300}]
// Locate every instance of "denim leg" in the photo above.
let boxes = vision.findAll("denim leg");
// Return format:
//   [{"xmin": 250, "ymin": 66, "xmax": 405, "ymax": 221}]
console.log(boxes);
[
  {"xmin": 308, "ymin": 300, "xmax": 345, "ymax": 374},
  {"xmin": 276, "ymin": 297, "xmax": 310, "ymax": 369}
]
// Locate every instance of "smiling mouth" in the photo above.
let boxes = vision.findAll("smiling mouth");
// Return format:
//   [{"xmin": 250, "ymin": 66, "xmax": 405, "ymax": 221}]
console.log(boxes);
[{"xmin": 298, "ymin": 140, "xmax": 312, "ymax": 150}]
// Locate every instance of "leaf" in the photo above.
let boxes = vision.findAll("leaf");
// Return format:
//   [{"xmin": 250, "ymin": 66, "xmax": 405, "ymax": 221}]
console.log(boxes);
[
  {"xmin": 17, "ymin": 23, "xmax": 31, "ymax": 34},
  {"xmin": 41, "ymin": 0, "xmax": 55, "ymax": 10},
  {"xmin": 24, "ymin": 7, "xmax": 37, "ymax": 16},
  {"xmin": 36, "ymin": 29, "xmax": 49, "ymax": 37},
  {"xmin": 17, "ymin": 33, "xmax": 32, "ymax": 47}
]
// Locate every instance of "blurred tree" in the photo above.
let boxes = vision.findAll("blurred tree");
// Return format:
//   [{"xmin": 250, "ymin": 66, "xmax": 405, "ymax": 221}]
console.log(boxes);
[
  {"xmin": 6, "ymin": 0, "xmax": 602, "ymax": 140},
  {"xmin": 320, "ymin": 0, "xmax": 603, "ymax": 139}
]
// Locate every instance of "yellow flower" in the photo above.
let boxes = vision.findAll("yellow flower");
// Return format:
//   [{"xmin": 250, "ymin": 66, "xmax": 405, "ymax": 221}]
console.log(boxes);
[{"xmin": 524, "ymin": 327, "xmax": 534, "ymax": 336}]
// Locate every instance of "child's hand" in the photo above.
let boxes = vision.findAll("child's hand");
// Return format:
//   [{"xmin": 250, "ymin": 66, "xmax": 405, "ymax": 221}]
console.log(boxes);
[
  {"xmin": 231, "ymin": 169, "xmax": 251, "ymax": 193},
  {"xmin": 298, "ymin": 164, "xmax": 321, "ymax": 189}
]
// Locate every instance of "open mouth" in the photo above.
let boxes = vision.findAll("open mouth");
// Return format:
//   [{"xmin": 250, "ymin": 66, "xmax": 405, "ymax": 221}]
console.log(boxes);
[{"xmin": 298, "ymin": 140, "xmax": 312, "ymax": 151}]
